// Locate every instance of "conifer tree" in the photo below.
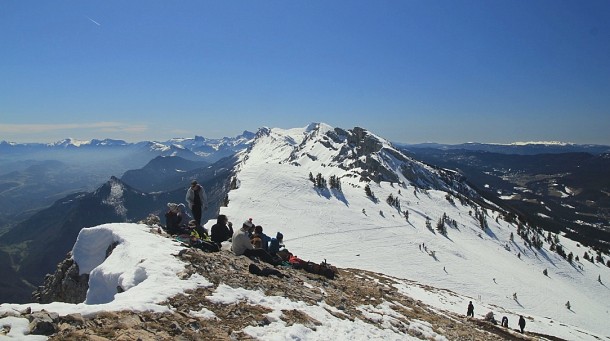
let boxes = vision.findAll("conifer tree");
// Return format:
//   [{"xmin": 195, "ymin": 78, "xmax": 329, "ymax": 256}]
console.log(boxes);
[
  {"xmin": 478, "ymin": 214, "xmax": 488, "ymax": 230},
  {"xmin": 328, "ymin": 175, "xmax": 341, "ymax": 190},
  {"xmin": 315, "ymin": 173, "xmax": 326, "ymax": 188},
  {"xmin": 445, "ymin": 193, "xmax": 455, "ymax": 205},
  {"xmin": 436, "ymin": 217, "xmax": 447, "ymax": 235},
  {"xmin": 386, "ymin": 193, "xmax": 394, "ymax": 205}
]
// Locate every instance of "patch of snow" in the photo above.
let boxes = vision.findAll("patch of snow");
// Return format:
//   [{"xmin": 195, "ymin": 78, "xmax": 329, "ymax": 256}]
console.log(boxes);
[
  {"xmin": 102, "ymin": 181, "xmax": 127, "ymax": 217},
  {"xmin": 0, "ymin": 223, "xmax": 212, "ymax": 320}
]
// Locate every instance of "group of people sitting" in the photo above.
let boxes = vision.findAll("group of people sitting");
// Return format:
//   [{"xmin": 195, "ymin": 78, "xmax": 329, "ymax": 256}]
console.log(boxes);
[
  {"xmin": 230, "ymin": 218, "xmax": 285, "ymax": 265},
  {"xmin": 163, "ymin": 202, "xmax": 285, "ymax": 264}
]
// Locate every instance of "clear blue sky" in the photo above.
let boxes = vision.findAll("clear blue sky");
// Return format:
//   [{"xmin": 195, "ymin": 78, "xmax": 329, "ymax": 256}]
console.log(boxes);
[{"xmin": 1, "ymin": 1, "xmax": 609, "ymax": 144}]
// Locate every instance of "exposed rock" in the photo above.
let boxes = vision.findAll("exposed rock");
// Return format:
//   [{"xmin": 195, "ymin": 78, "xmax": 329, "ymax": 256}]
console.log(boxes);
[
  {"xmin": 32, "ymin": 252, "xmax": 89, "ymax": 304},
  {"xmin": 28, "ymin": 311, "xmax": 57, "ymax": 335}
]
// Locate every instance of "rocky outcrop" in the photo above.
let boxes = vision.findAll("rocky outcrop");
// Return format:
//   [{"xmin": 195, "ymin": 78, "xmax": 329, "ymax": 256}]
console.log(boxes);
[
  {"xmin": 346, "ymin": 127, "xmax": 384, "ymax": 156},
  {"xmin": 32, "ymin": 252, "xmax": 89, "ymax": 304},
  {"xmin": 11, "ymin": 218, "xmax": 528, "ymax": 340},
  {"xmin": 12, "ymin": 241, "xmax": 540, "ymax": 340}
]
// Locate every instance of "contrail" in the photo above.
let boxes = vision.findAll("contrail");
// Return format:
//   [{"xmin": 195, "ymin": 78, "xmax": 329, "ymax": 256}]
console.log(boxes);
[{"xmin": 86, "ymin": 16, "xmax": 101, "ymax": 26}]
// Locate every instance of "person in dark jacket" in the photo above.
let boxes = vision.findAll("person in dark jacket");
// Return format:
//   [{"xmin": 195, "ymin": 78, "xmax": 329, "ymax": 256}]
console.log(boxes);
[
  {"xmin": 164, "ymin": 203, "xmax": 184, "ymax": 235},
  {"xmin": 252, "ymin": 225, "xmax": 271, "ymax": 251},
  {"xmin": 518, "ymin": 315, "xmax": 526, "ymax": 333},
  {"xmin": 185, "ymin": 180, "xmax": 207, "ymax": 228},
  {"xmin": 211, "ymin": 214, "xmax": 233, "ymax": 247},
  {"xmin": 466, "ymin": 301, "xmax": 474, "ymax": 317},
  {"xmin": 269, "ymin": 232, "xmax": 284, "ymax": 255}
]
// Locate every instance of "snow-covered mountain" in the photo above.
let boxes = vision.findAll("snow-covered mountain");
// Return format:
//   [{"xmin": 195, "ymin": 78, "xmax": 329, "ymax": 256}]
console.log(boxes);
[
  {"xmin": 216, "ymin": 123, "xmax": 609, "ymax": 339},
  {"xmin": 167, "ymin": 130, "xmax": 256, "ymax": 162},
  {"xmin": 0, "ymin": 123, "xmax": 608, "ymax": 340},
  {"xmin": 0, "ymin": 131, "xmax": 255, "ymax": 163}
]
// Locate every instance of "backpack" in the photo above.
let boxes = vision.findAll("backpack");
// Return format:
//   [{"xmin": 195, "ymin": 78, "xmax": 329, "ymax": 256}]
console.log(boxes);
[{"xmin": 303, "ymin": 259, "xmax": 337, "ymax": 279}]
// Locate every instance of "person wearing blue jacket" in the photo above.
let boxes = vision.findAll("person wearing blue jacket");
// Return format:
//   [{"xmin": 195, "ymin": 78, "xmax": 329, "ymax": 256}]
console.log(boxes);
[
  {"xmin": 253, "ymin": 225, "xmax": 271, "ymax": 251},
  {"xmin": 269, "ymin": 232, "xmax": 284, "ymax": 255}
]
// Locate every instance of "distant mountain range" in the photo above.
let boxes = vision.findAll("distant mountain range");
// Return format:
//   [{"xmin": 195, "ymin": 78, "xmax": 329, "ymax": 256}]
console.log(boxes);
[
  {"xmin": 0, "ymin": 152, "xmax": 238, "ymax": 303},
  {"xmin": 399, "ymin": 146, "xmax": 610, "ymax": 250},
  {"xmin": 0, "ymin": 132, "xmax": 254, "ymax": 222},
  {"xmin": 0, "ymin": 131, "xmax": 255, "ymax": 163},
  {"xmin": 398, "ymin": 141, "xmax": 610, "ymax": 155}
]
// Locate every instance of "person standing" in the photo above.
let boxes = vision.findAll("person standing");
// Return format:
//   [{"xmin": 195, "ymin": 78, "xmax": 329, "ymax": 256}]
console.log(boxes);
[
  {"xmin": 518, "ymin": 315, "xmax": 526, "ymax": 333},
  {"xmin": 186, "ymin": 180, "xmax": 207, "ymax": 229},
  {"xmin": 466, "ymin": 301, "xmax": 474, "ymax": 317}
]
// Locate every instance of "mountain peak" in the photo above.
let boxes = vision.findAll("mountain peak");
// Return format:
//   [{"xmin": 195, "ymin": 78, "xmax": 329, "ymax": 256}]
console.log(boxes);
[
  {"xmin": 50, "ymin": 138, "xmax": 92, "ymax": 147},
  {"xmin": 94, "ymin": 177, "xmax": 133, "ymax": 218},
  {"xmin": 248, "ymin": 124, "xmax": 471, "ymax": 194}
]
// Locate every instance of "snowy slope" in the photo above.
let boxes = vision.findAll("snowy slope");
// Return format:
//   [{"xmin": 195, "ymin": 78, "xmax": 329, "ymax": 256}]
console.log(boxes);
[
  {"xmin": 216, "ymin": 123, "xmax": 610, "ymax": 339},
  {"xmin": 1, "ymin": 123, "xmax": 608, "ymax": 340}
]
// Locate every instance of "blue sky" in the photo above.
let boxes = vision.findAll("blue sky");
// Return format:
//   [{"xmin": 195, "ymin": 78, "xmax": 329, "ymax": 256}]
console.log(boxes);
[{"xmin": 1, "ymin": 1, "xmax": 609, "ymax": 144}]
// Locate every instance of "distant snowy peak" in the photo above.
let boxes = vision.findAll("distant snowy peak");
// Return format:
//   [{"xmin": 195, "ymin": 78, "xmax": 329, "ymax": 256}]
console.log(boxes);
[
  {"xmin": 166, "ymin": 131, "xmax": 255, "ymax": 160},
  {"xmin": 89, "ymin": 138, "xmax": 130, "ymax": 147},
  {"xmin": 146, "ymin": 141, "xmax": 173, "ymax": 152},
  {"xmin": 167, "ymin": 131, "xmax": 255, "ymax": 148},
  {"xmin": 247, "ymin": 123, "xmax": 478, "ymax": 197},
  {"xmin": 507, "ymin": 141, "xmax": 573, "ymax": 146},
  {"xmin": 47, "ymin": 138, "xmax": 130, "ymax": 148},
  {"xmin": 49, "ymin": 138, "xmax": 92, "ymax": 147}
]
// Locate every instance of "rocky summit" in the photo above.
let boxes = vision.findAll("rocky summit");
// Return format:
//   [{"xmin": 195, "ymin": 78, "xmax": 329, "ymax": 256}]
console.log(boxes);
[{"xmin": 2, "ymin": 220, "xmax": 550, "ymax": 340}]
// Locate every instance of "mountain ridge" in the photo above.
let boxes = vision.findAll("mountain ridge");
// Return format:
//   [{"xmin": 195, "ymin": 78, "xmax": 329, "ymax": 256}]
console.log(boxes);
[
  {"xmin": 217, "ymin": 123, "xmax": 610, "ymax": 338},
  {"xmin": 0, "ymin": 123, "xmax": 608, "ymax": 339}
]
